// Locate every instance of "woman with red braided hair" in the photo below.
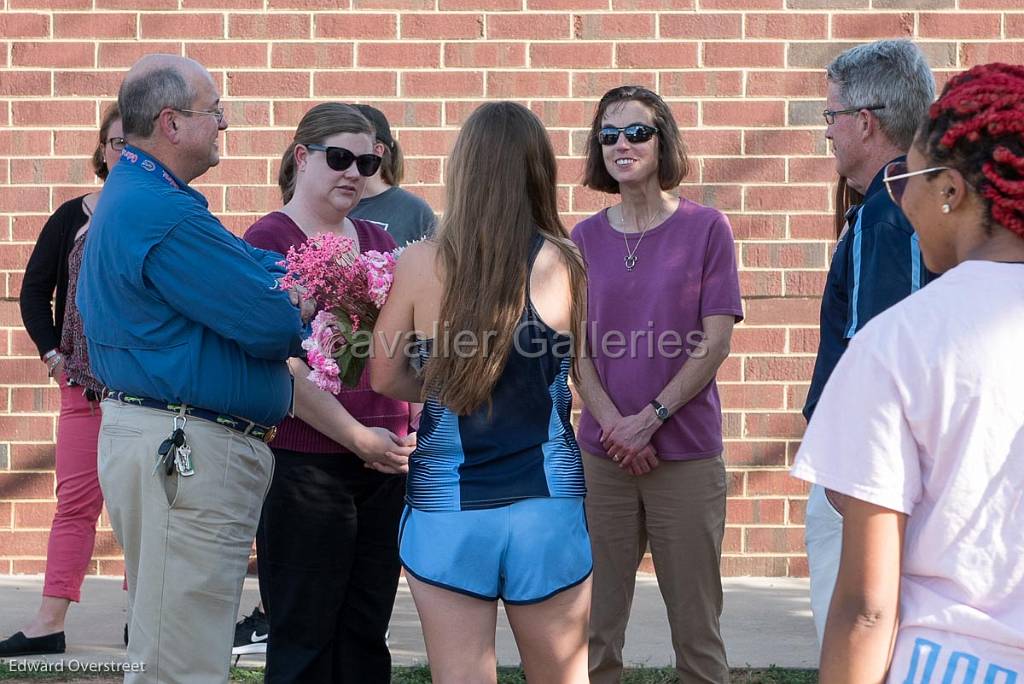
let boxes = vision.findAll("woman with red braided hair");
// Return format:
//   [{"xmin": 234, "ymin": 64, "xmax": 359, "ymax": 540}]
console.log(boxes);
[{"xmin": 792, "ymin": 62, "xmax": 1024, "ymax": 683}]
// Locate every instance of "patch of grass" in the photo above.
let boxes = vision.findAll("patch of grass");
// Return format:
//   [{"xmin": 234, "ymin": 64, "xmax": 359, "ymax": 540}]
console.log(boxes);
[{"xmin": 0, "ymin": 663, "xmax": 817, "ymax": 683}]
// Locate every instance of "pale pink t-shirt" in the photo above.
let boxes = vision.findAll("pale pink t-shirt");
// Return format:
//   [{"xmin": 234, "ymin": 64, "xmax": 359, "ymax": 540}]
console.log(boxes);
[{"xmin": 791, "ymin": 260, "xmax": 1024, "ymax": 681}]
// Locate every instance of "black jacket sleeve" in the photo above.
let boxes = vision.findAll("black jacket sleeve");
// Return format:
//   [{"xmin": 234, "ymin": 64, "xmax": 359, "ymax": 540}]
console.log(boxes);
[{"xmin": 19, "ymin": 198, "xmax": 81, "ymax": 356}]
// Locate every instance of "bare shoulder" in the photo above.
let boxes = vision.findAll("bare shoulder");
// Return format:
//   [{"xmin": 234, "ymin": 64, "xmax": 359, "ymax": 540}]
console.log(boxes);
[
  {"xmin": 533, "ymin": 235, "xmax": 578, "ymax": 281},
  {"xmin": 396, "ymin": 239, "xmax": 440, "ymax": 280}
]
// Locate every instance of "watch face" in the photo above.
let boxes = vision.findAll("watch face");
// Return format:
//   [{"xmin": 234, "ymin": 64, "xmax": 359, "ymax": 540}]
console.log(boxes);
[{"xmin": 657, "ymin": 407, "xmax": 668, "ymax": 419}]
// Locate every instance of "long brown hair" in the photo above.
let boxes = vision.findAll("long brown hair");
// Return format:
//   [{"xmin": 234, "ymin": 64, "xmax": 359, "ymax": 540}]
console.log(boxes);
[
  {"xmin": 834, "ymin": 176, "xmax": 864, "ymax": 239},
  {"xmin": 278, "ymin": 102, "xmax": 373, "ymax": 203},
  {"xmin": 424, "ymin": 101, "xmax": 587, "ymax": 415}
]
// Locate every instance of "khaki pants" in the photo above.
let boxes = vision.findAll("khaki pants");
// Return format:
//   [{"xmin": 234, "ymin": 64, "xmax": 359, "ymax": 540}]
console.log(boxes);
[
  {"xmin": 583, "ymin": 451, "xmax": 729, "ymax": 684},
  {"xmin": 97, "ymin": 400, "xmax": 273, "ymax": 684}
]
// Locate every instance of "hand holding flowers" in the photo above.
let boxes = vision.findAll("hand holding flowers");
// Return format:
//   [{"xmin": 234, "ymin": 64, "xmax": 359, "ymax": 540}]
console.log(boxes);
[{"xmin": 279, "ymin": 232, "xmax": 401, "ymax": 391}]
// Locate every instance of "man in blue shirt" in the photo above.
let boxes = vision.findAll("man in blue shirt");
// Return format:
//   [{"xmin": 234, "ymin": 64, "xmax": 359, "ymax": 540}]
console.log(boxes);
[
  {"xmin": 77, "ymin": 54, "xmax": 308, "ymax": 683},
  {"xmin": 801, "ymin": 40, "xmax": 936, "ymax": 651}
]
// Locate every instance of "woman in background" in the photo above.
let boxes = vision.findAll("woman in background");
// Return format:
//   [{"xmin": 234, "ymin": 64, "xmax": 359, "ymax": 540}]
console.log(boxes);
[
  {"xmin": 1, "ymin": 104, "xmax": 123, "ymax": 657},
  {"xmin": 348, "ymin": 104, "xmax": 436, "ymax": 247}
]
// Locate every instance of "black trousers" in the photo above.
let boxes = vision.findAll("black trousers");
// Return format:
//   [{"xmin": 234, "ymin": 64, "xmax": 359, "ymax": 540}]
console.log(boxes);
[{"xmin": 256, "ymin": 448, "xmax": 405, "ymax": 684}]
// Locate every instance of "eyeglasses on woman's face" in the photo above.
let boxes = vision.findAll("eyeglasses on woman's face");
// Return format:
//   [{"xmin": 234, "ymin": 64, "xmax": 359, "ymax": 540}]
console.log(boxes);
[
  {"xmin": 883, "ymin": 160, "xmax": 951, "ymax": 205},
  {"xmin": 105, "ymin": 137, "xmax": 127, "ymax": 151}
]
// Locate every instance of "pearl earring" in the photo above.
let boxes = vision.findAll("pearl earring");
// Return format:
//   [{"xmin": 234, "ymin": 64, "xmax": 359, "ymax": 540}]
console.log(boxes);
[{"xmin": 941, "ymin": 203, "xmax": 951, "ymax": 214}]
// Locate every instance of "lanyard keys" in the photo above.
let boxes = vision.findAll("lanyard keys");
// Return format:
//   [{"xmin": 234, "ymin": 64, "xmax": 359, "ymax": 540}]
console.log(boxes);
[
  {"xmin": 156, "ymin": 428, "xmax": 186, "ymax": 476},
  {"xmin": 174, "ymin": 443, "xmax": 195, "ymax": 477}
]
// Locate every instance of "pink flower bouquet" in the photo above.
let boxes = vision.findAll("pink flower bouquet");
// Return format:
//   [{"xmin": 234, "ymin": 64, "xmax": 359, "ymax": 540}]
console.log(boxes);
[{"xmin": 279, "ymin": 232, "xmax": 399, "ymax": 392}]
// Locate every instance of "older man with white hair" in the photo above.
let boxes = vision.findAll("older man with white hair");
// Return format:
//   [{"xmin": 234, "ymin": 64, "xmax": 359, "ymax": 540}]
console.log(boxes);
[
  {"xmin": 802, "ymin": 38, "xmax": 937, "ymax": 654},
  {"xmin": 77, "ymin": 54, "xmax": 309, "ymax": 683}
]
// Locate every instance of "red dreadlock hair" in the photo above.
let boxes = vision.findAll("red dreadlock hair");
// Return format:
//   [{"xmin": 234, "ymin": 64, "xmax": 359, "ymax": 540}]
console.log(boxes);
[{"xmin": 920, "ymin": 62, "xmax": 1024, "ymax": 239}]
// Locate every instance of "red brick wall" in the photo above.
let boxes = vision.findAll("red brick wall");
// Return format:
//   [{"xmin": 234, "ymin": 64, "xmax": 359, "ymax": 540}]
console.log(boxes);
[{"xmin": 1, "ymin": 2, "xmax": 1020, "ymax": 578}]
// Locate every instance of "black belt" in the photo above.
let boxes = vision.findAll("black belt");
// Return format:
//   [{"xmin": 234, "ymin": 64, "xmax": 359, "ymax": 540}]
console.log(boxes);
[
  {"xmin": 104, "ymin": 390, "xmax": 278, "ymax": 443},
  {"xmin": 66, "ymin": 379, "xmax": 103, "ymax": 402}
]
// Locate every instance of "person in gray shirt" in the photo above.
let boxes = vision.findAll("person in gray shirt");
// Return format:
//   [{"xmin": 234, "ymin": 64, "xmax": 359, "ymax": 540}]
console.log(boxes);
[{"xmin": 349, "ymin": 104, "xmax": 436, "ymax": 247}]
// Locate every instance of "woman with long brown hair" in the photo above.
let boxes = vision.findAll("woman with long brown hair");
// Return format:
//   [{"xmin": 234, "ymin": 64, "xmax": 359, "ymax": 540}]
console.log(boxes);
[{"xmin": 371, "ymin": 101, "xmax": 591, "ymax": 683}]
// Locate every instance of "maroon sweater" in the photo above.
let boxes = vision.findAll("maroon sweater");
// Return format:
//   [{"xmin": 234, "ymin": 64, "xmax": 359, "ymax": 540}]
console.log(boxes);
[{"xmin": 244, "ymin": 212, "xmax": 410, "ymax": 454}]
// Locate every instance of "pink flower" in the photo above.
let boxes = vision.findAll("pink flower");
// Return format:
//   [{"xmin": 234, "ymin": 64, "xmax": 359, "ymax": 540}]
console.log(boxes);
[
  {"xmin": 304, "ymin": 345, "xmax": 342, "ymax": 394},
  {"xmin": 309, "ymin": 310, "xmax": 347, "ymax": 357},
  {"xmin": 282, "ymin": 235, "xmax": 404, "ymax": 389}
]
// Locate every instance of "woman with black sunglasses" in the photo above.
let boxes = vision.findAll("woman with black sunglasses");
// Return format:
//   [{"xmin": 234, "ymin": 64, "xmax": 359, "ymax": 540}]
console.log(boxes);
[
  {"xmin": 242, "ymin": 102, "xmax": 415, "ymax": 684},
  {"xmin": 571, "ymin": 86, "xmax": 743, "ymax": 683},
  {"xmin": 1, "ymin": 104, "xmax": 124, "ymax": 658}
]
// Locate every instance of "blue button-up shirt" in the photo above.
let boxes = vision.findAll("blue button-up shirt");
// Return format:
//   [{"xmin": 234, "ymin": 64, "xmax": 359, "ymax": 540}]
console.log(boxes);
[{"xmin": 77, "ymin": 146, "xmax": 304, "ymax": 425}]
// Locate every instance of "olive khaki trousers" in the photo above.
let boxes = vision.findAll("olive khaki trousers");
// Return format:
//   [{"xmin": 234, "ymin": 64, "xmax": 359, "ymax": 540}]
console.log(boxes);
[
  {"xmin": 583, "ymin": 451, "xmax": 729, "ymax": 684},
  {"xmin": 98, "ymin": 399, "xmax": 273, "ymax": 684}
]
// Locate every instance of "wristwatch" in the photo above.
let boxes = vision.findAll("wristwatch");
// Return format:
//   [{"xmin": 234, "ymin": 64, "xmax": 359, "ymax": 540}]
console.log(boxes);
[{"xmin": 650, "ymin": 399, "xmax": 669, "ymax": 422}]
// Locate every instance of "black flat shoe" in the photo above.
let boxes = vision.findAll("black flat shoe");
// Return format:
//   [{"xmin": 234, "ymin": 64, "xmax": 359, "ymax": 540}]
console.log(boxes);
[{"xmin": 0, "ymin": 630, "xmax": 66, "ymax": 656}]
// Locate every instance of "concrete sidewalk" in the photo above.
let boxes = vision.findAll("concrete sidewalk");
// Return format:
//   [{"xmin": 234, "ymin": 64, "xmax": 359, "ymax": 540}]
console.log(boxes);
[{"xmin": 0, "ymin": 574, "xmax": 818, "ymax": 670}]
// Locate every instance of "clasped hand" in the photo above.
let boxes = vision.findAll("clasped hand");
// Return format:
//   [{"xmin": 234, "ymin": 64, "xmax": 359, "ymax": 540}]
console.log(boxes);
[
  {"xmin": 600, "ymin": 407, "xmax": 662, "ymax": 475},
  {"xmin": 356, "ymin": 428, "xmax": 416, "ymax": 475}
]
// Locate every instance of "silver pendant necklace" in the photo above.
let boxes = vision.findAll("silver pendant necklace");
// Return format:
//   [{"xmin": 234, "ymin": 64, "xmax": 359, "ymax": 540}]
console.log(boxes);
[{"xmin": 620, "ymin": 207, "xmax": 661, "ymax": 271}]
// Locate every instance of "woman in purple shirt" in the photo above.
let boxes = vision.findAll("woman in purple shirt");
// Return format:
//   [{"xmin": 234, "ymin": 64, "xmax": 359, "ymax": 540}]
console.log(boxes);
[
  {"xmin": 572, "ymin": 86, "xmax": 743, "ymax": 684},
  {"xmin": 243, "ymin": 103, "xmax": 415, "ymax": 684}
]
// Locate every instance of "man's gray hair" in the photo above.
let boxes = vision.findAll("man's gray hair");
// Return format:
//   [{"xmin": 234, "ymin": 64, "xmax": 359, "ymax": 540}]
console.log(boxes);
[
  {"xmin": 826, "ymin": 39, "xmax": 935, "ymax": 150},
  {"xmin": 118, "ymin": 67, "xmax": 195, "ymax": 139}
]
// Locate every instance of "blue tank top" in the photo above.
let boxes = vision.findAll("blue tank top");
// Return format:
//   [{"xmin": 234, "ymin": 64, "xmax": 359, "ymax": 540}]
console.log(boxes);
[{"xmin": 406, "ymin": 234, "xmax": 586, "ymax": 512}]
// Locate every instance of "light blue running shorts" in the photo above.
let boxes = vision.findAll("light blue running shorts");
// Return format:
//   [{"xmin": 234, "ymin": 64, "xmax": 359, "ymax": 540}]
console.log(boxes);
[{"xmin": 398, "ymin": 496, "xmax": 592, "ymax": 604}]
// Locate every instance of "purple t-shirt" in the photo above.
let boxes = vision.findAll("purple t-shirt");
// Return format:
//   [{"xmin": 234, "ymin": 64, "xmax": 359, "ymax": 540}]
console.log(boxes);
[
  {"xmin": 244, "ymin": 211, "xmax": 410, "ymax": 455},
  {"xmin": 571, "ymin": 198, "xmax": 743, "ymax": 461}
]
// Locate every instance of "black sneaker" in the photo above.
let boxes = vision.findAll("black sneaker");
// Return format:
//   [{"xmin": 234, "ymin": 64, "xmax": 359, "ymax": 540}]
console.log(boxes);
[
  {"xmin": 0, "ymin": 631, "xmax": 66, "ymax": 657},
  {"xmin": 231, "ymin": 606, "xmax": 268, "ymax": 656}
]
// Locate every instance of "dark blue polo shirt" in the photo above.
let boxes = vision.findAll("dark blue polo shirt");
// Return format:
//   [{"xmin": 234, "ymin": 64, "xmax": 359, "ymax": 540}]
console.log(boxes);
[{"xmin": 803, "ymin": 158, "xmax": 936, "ymax": 421}]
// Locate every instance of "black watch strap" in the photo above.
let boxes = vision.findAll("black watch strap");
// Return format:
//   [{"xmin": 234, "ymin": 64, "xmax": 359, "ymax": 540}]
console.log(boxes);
[{"xmin": 650, "ymin": 399, "xmax": 669, "ymax": 421}]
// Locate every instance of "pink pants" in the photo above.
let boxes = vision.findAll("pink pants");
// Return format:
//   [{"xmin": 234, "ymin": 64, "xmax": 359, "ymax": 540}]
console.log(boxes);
[{"xmin": 42, "ymin": 383, "xmax": 104, "ymax": 602}]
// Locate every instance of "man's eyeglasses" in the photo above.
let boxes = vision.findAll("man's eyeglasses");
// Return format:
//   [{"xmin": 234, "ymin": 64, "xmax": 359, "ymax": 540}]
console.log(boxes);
[
  {"xmin": 304, "ymin": 144, "xmax": 382, "ymax": 177},
  {"xmin": 597, "ymin": 123, "xmax": 659, "ymax": 146},
  {"xmin": 175, "ymin": 107, "xmax": 226, "ymax": 124},
  {"xmin": 105, "ymin": 137, "xmax": 126, "ymax": 151},
  {"xmin": 882, "ymin": 160, "xmax": 950, "ymax": 205},
  {"xmin": 823, "ymin": 105, "xmax": 886, "ymax": 125}
]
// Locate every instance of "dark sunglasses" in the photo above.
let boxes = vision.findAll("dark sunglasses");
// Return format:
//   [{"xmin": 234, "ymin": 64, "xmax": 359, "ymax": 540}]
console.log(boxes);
[
  {"xmin": 597, "ymin": 124, "xmax": 658, "ymax": 146},
  {"xmin": 304, "ymin": 144, "xmax": 382, "ymax": 177}
]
